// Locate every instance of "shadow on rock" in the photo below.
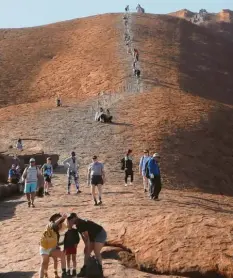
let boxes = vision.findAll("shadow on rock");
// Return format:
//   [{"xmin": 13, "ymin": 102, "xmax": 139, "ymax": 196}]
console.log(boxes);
[
  {"xmin": 0, "ymin": 271, "xmax": 36, "ymax": 278},
  {"xmin": 178, "ymin": 19, "xmax": 233, "ymax": 105},
  {"xmin": 160, "ymin": 104, "xmax": 233, "ymax": 196},
  {"xmin": 0, "ymin": 197, "xmax": 25, "ymax": 222}
]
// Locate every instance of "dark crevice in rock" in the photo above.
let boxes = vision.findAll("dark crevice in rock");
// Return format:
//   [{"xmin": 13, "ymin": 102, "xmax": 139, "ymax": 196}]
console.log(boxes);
[{"xmin": 105, "ymin": 243, "xmax": 227, "ymax": 278}]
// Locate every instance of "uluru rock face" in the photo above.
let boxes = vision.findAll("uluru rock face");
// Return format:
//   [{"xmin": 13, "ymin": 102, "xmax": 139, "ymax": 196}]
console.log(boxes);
[
  {"xmin": 0, "ymin": 14, "xmax": 128, "ymax": 108},
  {"xmin": 1, "ymin": 10, "xmax": 233, "ymax": 278}
]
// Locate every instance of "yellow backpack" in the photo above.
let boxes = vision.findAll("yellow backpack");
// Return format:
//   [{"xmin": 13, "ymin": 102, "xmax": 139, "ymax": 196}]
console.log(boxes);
[{"xmin": 40, "ymin": 223, "xmax": 58, "ymax": 249}]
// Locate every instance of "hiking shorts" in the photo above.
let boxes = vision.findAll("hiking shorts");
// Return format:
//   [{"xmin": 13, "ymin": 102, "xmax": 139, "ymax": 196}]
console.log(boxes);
[
  {"xmin": 92, "ymin": 229, "xmax": 107, "ymax": 243},
  {"xmin": 24, "ymin": 182, "xmax": 37, "ymax": 193},
  {"xmin": 64, "ymin": 246, "xmax": 77, "ymax": 255},
  {"xmin": 44, "ymin": 175, "xmax": 51, "ymax": 183},
  {"xmin": 91, "ymin": 175, "xmax": 103, "ymax": 186},
  {"xmin": 39, "ymin": 246, "xmax": 56, "ymax": 256}
]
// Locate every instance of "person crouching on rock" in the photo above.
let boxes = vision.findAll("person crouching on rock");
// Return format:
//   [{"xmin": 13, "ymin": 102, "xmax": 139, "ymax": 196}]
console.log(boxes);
[
  {"xmin": 39, "ymin": 213, "xmax": 68, "ymax": 278},
  {"xmin": 106, "ymin": 109, "xmax": 113, "ymax": 123},
  {"xmin": 69, "ymin": 213, "xmax": 107, "ymax": 278},
  {"xmin": 63, "ymin": 213, "xmax": 80, "ymax": 276}
]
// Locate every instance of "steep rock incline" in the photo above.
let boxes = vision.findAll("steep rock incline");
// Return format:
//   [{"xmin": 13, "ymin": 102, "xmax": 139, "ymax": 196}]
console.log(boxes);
[{"xmin": 0, "ymin": 14, "xmax": 128, "ymax": 108}]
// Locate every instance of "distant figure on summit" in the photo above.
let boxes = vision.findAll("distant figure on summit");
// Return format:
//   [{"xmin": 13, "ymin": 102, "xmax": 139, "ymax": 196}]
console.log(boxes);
[
  {"xmin": 125, "ymin": 5, "xmax": 129, "ymax": 12},
  {"xmin": 136, "ymin": 4, "xmax": 145, "ymax": 13},
  {"xmin": 56, "ymin": 96, "xmax": 62, "ymax": 107}
]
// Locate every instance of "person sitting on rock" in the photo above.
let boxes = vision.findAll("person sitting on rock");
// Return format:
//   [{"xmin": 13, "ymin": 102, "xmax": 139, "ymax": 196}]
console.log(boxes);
[
  {"xmin": 95, "ymin": 107, "xmax": 104, "ymax": 122},
  {"xmin": 106, "ymin": 109, "xmax": 113, "ymax": 123},
  {"xmin": 56, "ymin": 97, "xmax": 62, "ymax": 107},
  {"xmin": 8, "ymin": 164, "xmax": 20, "ymax": 184},
  {"xmin": 16, "ymin": 138, "xmax": 23, "ymax": 151}
]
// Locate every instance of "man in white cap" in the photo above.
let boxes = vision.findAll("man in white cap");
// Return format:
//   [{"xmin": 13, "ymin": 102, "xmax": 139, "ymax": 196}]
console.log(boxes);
[
  {"xmin": 22, "ymin": 158, "xmax": 41, "ymax": 207},
  {"xmin": 147, "ymin": 153, "xmax": 161, "ymax": 200}
]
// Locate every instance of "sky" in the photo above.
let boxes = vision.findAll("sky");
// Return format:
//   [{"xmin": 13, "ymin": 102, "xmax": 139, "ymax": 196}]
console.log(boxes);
[{"xmin": 1, "ymin": 0, "xmax": 232, "ymax": 28}]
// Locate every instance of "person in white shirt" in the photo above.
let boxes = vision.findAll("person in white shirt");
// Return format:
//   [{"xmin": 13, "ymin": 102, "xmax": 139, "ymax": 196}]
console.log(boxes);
[{"xmin": 63, "ymin": 151, "xmax": 81, "ymax": 194}]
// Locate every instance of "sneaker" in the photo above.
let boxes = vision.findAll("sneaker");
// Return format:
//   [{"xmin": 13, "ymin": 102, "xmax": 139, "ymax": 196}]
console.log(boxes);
[
  {"xmin": 125, "ymin": 183, "xmax": 128, "ymax": 187},
  {"xmin": 72, "ymin": 269, "xmax": 76, "ymax": 276},
  {"xmin": 66, "ymin": 269, "xmax": 71, "ymax": 276},
  {"xmin": 97, "ymin": 200, "xmax": 102, "ymax": 205},
  {"xmin": 76, "ymin": 190, "xmax": 82, "ymax": 194},
  {"xmin": 28, "ymin": 201, "xmax": 31, "ymax": 208},
  {"xmin": 77, "ymin": 266, "xmax": 86, "ymax": 277},
  {"xmin": 45, "ymin": 191, "xmax": 50, "ymax": 196}
]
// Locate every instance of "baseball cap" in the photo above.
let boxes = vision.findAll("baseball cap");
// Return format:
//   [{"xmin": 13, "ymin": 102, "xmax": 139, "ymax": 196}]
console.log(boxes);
[
  {"xmin": 29, "ymin": 158, "xmax": 35, "ymax": 163},
  {"xmin": 153, "ymin": 153, "xmax": 160, "ymax": 158}
]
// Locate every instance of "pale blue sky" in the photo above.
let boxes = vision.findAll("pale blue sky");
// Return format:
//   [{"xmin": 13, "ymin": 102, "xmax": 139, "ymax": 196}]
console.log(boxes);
[{"xmin": 1, "ymin": 0, "xmax": 232, "ymax": 28}]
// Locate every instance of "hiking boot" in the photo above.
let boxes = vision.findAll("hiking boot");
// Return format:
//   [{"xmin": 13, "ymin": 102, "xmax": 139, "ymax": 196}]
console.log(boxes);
[
  {"xmin": 66, "ymin": 269, "xmax": 71, "ymax": 276},
  {"xmin": 97, "ymin": 200, "xmax": 102, "ymax": 205},
  {"xmin": 32, "ymin": 203, "xmax": 35, "ymax": 208},
  {"xmin": 45, "ymin": 191, "xmax": 50, "ymax": 196},
  {"xmin": 72, "ymin": 269, "xmax": 76, "ymax": 276},
  {"xmin": 76, "ymin": 266, "xmax": 86, "ymax": 277},
  {"xmin": 76, "ymin": 190, "xmax": 82, "ymax": 194},
  {"xmin": 28, "ymin": 201, "xmax": 31, "ymax": 208}
]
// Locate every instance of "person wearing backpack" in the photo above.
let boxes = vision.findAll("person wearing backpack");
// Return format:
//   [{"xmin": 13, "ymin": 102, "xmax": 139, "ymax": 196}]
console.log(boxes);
[
  {"xmin": 69, "ymin": 214, "xmax": 106, "ymax": 278},
  {"xmin": 121, "ymin": 149, "xmax": 133, "ymax": 186},
  {"xmin": 41, "ymin": 157, "xmax": 53, "ymax": 196},
  {"xmin": 39, "ymin": 213, "xmax": 68, "ymax": 278},
  {"xmin": 139, "ymin": 150, "xmax": 151, "ymax": 192},
  {"xmin": 22, "ymin": 158, "xmax": 41, "ymax": 208},
  {"xmin": 148, "ymin": 153, "xmax": 162, "ymax": 200},
  {"xmin": 63, "ymin": 151, "xmax": 81, "ymax": 194}
]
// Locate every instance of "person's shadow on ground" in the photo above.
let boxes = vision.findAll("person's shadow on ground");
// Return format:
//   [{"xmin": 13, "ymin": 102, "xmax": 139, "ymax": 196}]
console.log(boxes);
[{"xmin": 0, "ymin": 271, "xmax": 36, "ymax": 278}]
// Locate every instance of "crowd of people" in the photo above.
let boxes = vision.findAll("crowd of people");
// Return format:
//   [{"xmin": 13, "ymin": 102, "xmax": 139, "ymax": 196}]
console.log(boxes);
[{"xmin": 13, "ymin": 147, "xmax": 161, "ymax": 277}]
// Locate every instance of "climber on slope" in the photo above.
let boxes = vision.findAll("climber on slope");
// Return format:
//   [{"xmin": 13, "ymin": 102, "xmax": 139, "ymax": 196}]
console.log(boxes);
[
  {"xmin": 133, "ymin": 48, "xmax": 139, "ymax": 62},
  {"xmin": 134, "ymin": 68, "xmax": 141, "ymax": 78}
]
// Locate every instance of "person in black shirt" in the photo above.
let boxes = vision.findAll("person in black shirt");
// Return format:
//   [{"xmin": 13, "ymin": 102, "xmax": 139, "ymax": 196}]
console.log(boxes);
[
  {"xmin": 121, "ymin": 149, "xmax": 134, "ymax": 186},
  {"xmin": 64, "ymin": 215, "xmax": 80, "ymax": 276},
  {"xmin": 68, "ymin": 213, "xmax": 107, "ymax": 278}
]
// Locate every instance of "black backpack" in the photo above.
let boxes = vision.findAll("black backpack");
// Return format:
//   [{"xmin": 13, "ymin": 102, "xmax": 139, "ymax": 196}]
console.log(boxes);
[
  {"xmin": 145, "ymin": 160, "xmax": 150, "ymax": 179},
  {"xmin": 86, "ymin": 256, "xmax": 103, "ymax": 278}
]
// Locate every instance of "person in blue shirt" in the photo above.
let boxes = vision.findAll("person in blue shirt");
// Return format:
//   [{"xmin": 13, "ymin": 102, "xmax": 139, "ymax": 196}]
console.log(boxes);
[
  {"xmin": 139, "ymin": 150, "xmax": 151, "ymax": 192},
  {"xmin": 8, "ymin": 164, "xmax": 20, "ymax": 184},
  {"xmin": 41, "ymin": 157, "xmax": 53, "ymax": 196},
  {"xmin": 148, "ymin": 153, "xmax": 161, "ymax": 200}
]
